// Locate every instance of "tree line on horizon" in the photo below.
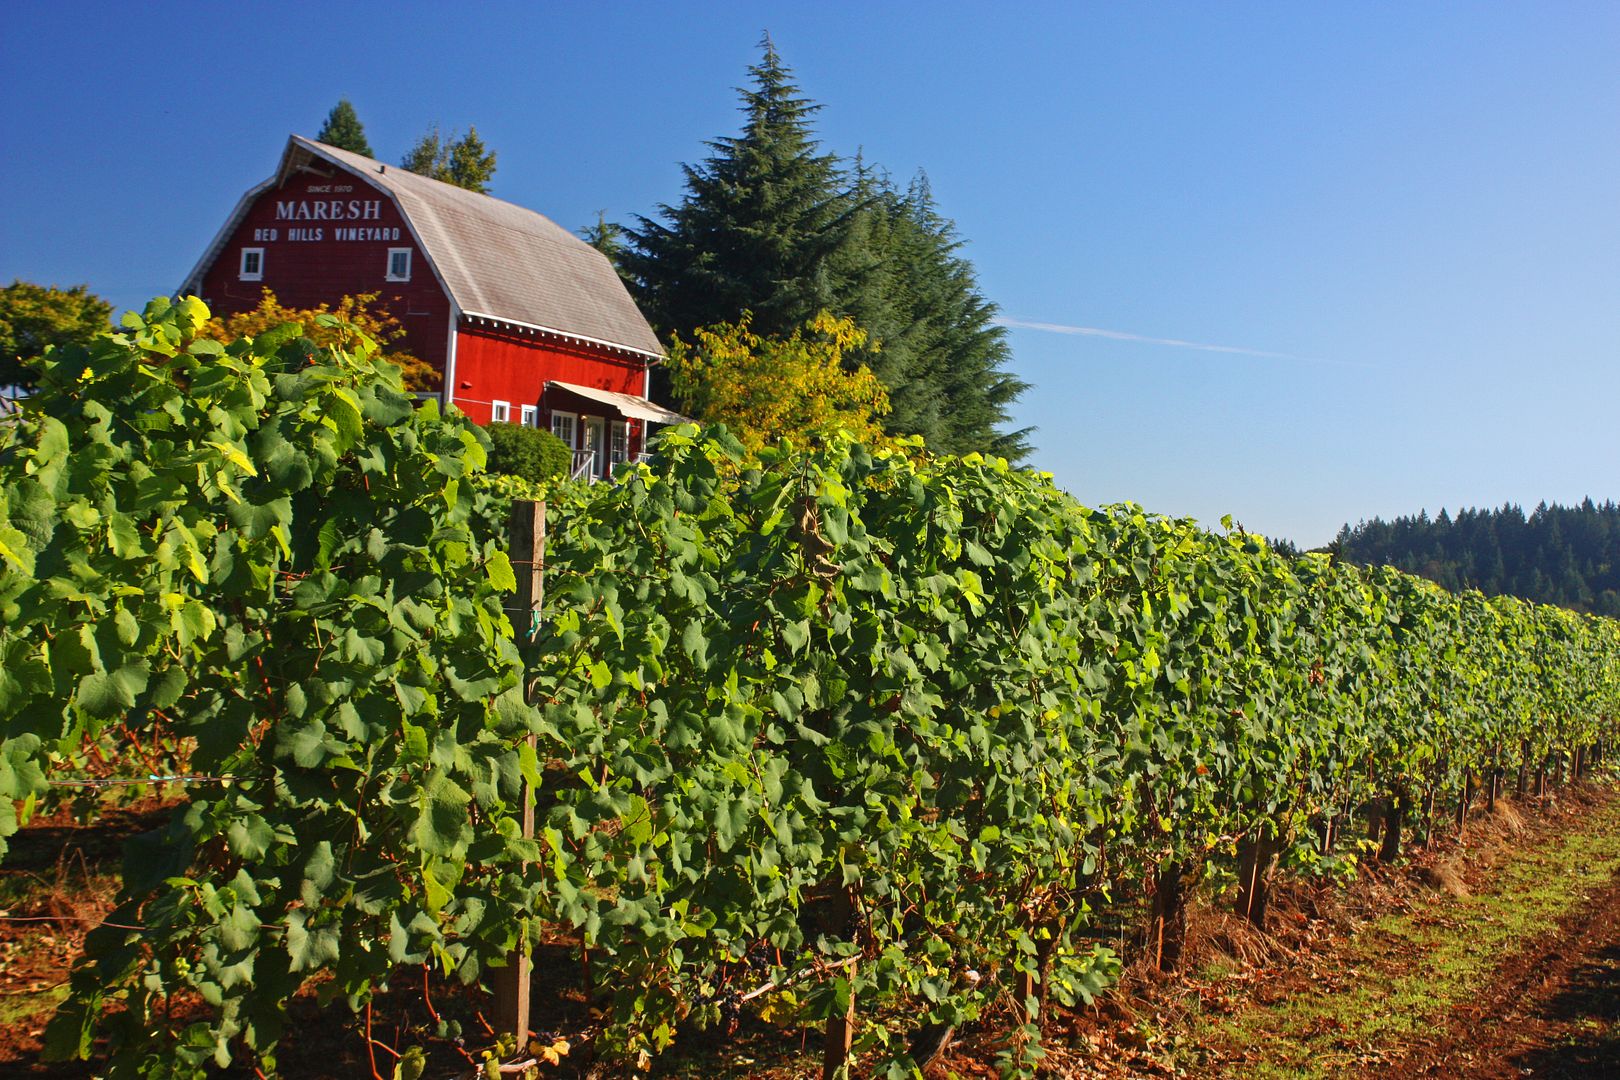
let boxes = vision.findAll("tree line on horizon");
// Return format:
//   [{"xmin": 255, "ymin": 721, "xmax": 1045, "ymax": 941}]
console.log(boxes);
[{"xmin": 1330, "ymin": 498, "xmax": 1620, "ymax": 617}]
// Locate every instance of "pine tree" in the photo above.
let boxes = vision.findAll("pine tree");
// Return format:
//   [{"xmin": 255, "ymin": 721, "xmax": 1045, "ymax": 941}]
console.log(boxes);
[
  {"xmin": 446, "ymin": 126, "xmax": 497, "ymax": 193},
  {"xmin": 579, "ymin": 212, "xmax": 634, "ymax": 287},
  {"xmin": 316, "ymin": 99, "xmax": 374, "ymax": 157},
  {"xmin": 852, "ymin": 173, "xmax": 1030, "ymax": 458},
  {"xmin": 401, "ymin": 127, "xmax": 445, "ymax": 178},
  {"xmin": 622, "ymin": 37, "xmax": 1032, "ymax": 460},
  {"xmin": 402, "ymin": 125, "xmax": 497, "ymax": 193},
  {"xmin": 622, "ymin": 35, "xmax": 862, "ymax": 340}
]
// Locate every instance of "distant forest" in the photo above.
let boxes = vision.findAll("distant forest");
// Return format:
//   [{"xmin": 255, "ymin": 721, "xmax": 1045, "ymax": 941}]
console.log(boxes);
[{"xmin": 1329, "ymin": 499, "xmax": 1620, "ymax": 617}]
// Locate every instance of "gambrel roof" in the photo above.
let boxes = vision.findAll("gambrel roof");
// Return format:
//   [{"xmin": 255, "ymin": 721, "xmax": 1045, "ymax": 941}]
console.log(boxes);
[{"xmin": 181, "ymin": 135, "xmax": 664, "ymax": 359}]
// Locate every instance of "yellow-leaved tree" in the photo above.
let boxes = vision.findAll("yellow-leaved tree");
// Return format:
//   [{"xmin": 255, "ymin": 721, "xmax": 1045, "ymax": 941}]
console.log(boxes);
[
  {"xmin": 199, "ymin": 289, "xmax": 441, "ymax": 391},
  {"xmin": 666, "ymin": 312, "xmax": 892, "ymax": 456}
]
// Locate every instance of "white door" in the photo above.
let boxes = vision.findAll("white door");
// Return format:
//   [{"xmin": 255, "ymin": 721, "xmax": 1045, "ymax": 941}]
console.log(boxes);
[
  {"xmin": 583, "ymin": 417, "xmax": 605, "ymax": 479},
  {"xmin": 610, "ymin": 420, "xmax": 629, "ymax": 470}
]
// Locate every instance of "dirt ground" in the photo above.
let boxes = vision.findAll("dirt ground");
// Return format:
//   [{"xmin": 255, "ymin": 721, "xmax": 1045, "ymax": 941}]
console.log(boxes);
[
  {"xmin": 3, "ymin": 784, "xmax": 1619, "ymax": 1078},
  {"xmin": 1378, "ymin": 864, "xmax": 1620, "ymax": 1078},
  {"xmin": 1007, "ymin": 783, "xmax": 1620, "ymax": 1079}
]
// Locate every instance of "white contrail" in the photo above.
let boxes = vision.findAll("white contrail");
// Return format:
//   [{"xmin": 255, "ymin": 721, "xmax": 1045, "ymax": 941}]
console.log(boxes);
[{"xmin": 995, "ymin": 317, "xmax": 1353, "ymax": 367}]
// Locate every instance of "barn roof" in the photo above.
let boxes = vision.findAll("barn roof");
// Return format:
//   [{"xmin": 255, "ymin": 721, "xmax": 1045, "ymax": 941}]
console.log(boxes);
[{"xmin": 182, "ymin": 135, "xmax": 664, "ymax": 359}]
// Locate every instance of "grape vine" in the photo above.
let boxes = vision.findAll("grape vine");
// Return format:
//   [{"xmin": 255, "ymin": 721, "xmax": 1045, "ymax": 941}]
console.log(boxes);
[{"xmin": 0, "ymin": 303, "xmax": 1616, "ymax": 1076}]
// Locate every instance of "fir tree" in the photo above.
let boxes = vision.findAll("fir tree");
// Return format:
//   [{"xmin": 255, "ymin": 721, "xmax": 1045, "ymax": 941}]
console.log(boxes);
[
  {"xmin": 623, "ymin": 37, "xmax": 1032, "ymax": 460},
  {"xmin": 579, "ymin": 212, "xmax": 634, "ymax": 288},
  {"xmin": 855, "ymin": 173, "xmax": 1030, "ymax": 458},
  {"xmin": 623, "ymin": 35, "xmax": 860, "ymax": 339},
  {"xmin": 316, "ymin": 99, "xmax": 374, "ymax": 157}
]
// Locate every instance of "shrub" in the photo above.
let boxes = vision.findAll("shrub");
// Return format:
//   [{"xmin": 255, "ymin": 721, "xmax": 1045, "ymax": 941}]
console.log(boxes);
[{"xmin": 484, "ymin": 420, "xmax": 570, "ymax": 482}]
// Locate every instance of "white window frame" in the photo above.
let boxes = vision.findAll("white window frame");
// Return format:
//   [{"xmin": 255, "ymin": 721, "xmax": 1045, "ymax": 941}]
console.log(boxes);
[
  {"xmin": 239, "ymin": 247, "xmax": 264, "ymax": 281},
  {"xmin": 491, "ymin": 399, "xmax": 510, "ymax": 423},
  {"xmin": 520, "ymin": 404, "xmax": 539, "ymax": 427},
  {"xmin": 385, "ymin": 247, "xmax": 412, "ymax": 282},
  {"xmin": 550, "ymin": 411, "xmax": 577, "ymax": 447}
]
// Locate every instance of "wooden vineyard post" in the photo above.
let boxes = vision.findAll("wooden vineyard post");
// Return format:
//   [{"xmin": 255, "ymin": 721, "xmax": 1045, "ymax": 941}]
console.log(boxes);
[
  {"xmin": 1419, "ymin": 785, "xmax": 1437, "ymax": 850},
  {"xmin": 822, "ymin": 962, "xmax": 857, "ymax": 1080},
  {"xmin": 493, "ymin": 500, "xmax": 544, "ymax": 1053},
  {"xmin": 1014, "ymin": 916, "xmax": 1060, "ymax": 1028},
  {"xmin": 819, "ymin": 884, "xmax": 860, "ymax": 1079},
  {"xmin": 1455, "ymin": 776, "xmax": 1470, "ymax": 836}
]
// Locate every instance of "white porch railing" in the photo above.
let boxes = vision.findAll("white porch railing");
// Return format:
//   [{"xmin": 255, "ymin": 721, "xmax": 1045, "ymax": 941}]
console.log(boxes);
[
  {"xmin": 568, "ymin": 450, "xmax": 658, "ymax": 484},
  {"xmin": 571, "ymin": 449, "xmax": 597, "ymax": 482}
]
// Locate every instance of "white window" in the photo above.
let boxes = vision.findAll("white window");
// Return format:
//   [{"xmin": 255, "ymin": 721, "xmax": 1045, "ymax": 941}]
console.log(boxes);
[
  {"xmin": 386, "ymin": 247, "xmax": 412, "ymax": 282},
  {"xmin": 239, "ymin": 247, "xmax": 264, "ymax": 281},
  {"xmin": 520, "ymin": 404, "xmax": 538, "ymax": 427},
  {"xmin": 610, "ymin": 420, "xmax": 629, "ymax": 467},
  {"xmin": 550, "ymin": 412, "xmax": 576, "ymax": 448},
  {"xmin": 491, "ymin": 400, "xmax": 510, "ymax": 423}
]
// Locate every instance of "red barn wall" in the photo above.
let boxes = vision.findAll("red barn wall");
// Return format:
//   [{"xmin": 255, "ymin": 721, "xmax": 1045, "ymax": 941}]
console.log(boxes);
[
  {"xmin": 451, "ymin": 322, "xmax": 648, "ymax": 427},
  {"xmin": 194, "ymin": 170, "xmax": 451, "ymax": 372}
]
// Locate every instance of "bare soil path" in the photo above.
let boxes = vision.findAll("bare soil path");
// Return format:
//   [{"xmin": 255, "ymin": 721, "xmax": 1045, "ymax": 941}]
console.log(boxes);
[
  {"xmin": 1167, "ymin": 784, "xmax": 1620, "ymax": 1079},
  {"xmin": 4, "ymin": 786, "xmax": 1618, "ymax": 1077},
  {"xmin": 1385, "ymin": 865, "xmax": 1620, "ymax": 1078}
]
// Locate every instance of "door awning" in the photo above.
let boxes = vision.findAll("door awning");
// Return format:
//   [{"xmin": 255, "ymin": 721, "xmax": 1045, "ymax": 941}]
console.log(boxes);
[{"xmin": 544, "ymin": 381, "xmax": 692, "ymax": 425}]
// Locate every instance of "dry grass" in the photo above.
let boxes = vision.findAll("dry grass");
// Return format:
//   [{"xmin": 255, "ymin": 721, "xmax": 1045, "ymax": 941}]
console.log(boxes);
[
  {"xmin": 1417, "ymin": 858, "xmax": 1470, "ymax": 897},
  {"xmin": 1488, "ymin": 796, "xmax": 1526, "ymax": 835}
]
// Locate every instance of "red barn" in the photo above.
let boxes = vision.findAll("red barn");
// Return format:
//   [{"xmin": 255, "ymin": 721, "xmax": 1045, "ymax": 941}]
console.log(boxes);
[{"xmin": 181, "ymin": 135, "xmax": 684, "ymax": 479}]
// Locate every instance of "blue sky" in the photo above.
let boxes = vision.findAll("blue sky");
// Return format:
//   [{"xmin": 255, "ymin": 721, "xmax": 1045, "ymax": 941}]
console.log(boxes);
[{"xmin": 4, "ymin": 2, "xmax": 1616, "ymax": 545}]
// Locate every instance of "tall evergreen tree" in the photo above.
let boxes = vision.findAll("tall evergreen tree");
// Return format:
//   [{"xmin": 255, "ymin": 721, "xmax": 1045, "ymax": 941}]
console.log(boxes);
[
  {"xmin": 315, "ymin": 99, "xmax": 374, "ymax": 157},
  {"xmin": 622, "ymin": 35, "xmax": 861, "ymax": 340},
  {"xmin": 623, "ymin": 37, "xmax": 1032, "ymax": 460},
  {"xmin": 579, "ymin": 212, "xmax": 634, "ymax": 288},
  {"xmin": 849, "ymin": 173, "xmax": 1030, "ymax": 458}
]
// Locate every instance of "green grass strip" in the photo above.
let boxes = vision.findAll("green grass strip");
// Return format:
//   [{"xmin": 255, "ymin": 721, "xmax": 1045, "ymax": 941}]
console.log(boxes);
[{"xmin": 1187, "ymin": 790, "xmax": 1620, "ymax": 1079}]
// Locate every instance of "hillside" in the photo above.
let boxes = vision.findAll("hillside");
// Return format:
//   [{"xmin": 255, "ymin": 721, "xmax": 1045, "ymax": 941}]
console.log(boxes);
[{"xmin": 1332, "ymin": 499, "xmax": 1620, "ymax": 617}]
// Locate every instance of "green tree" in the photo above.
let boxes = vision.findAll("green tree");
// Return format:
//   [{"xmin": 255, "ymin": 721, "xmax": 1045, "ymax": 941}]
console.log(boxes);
[
  {"xmin": 847, "ymin": 172, "xmax": 1031, "ymax": 459},
  {"xmin": 579, "ymin": 211, "xmax": 634, "ymax": 287},
  {"xmin": 622, "ymin": 35, "xmax": 864, "ymax": 341},
  {"xmin": 314, "ymin": 98, "xmax": 373, "ymax": 157},
  {"xmin": 0, "ymin": 280, "xmax": 114, "ymax": 391},
  {"xmin": 622, "ymin": 38, "xmax": 1031, "ymax": 460},
  {"xmin": 402, "ymin": 124, "xmax": 498, "ymax": 193}
]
